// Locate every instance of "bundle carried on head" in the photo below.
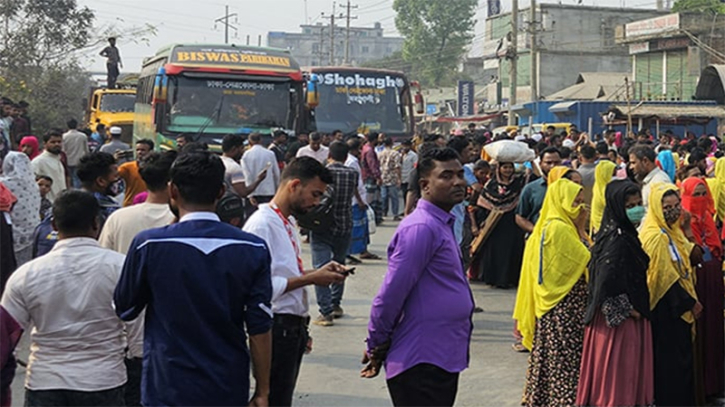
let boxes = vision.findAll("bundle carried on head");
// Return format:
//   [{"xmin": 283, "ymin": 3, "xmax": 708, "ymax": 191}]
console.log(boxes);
[{"xmin": 483, "ymin": 139, "xmax": 536, "ymax": 163}]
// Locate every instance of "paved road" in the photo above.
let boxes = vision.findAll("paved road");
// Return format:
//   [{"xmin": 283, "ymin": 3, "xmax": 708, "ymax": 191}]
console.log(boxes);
[{"xmin": 10, "ymin": 217, "xmax": 529, "ymax": 406}]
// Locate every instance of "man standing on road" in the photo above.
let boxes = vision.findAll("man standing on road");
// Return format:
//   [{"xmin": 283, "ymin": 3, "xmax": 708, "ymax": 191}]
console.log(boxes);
[
  {"xmin": 515, "ymin": 147, "xmax": 562, "ymax": 234},
  {"xmin": 378, "ymin": 136, "xmax": 402, "ymax": 221},
  {"xmin": 62, "ymin": 118, "xmax": 89, "ymax": 188},
  {"xmin": 296, "ymin": 132, "xmax": 329, "ymax": 164},
  {"xmin": 221, "ymin": 134, "xmax": 265, "ymax": 199},
  {"xmin": 362, "ymin": 148, "xmax": 474, "ymax": 407},
  {"xmin": 99, "ymin": 126, "xmax": 131, "ymax": 164},
  {"xmin": 2, "ymin": 191, "xmax": 129, "ymax": 406},
  {"xmin": 345, "ymin": 137, "xmax": 379, "ymax": 263},
  {"xmin": 361, "ymin": 132, "xmax": 383, "ymax": 224},
  {"xmin": 400, "ymin": 139, "xmax": 418, "ymax": 208},
  {"xmin": 576, "ymin": 145, "xmax": 598, "ymax": 206},
  {"xmin": 243, "ymin": 157, "xmax": 349, "ymax": 407},
  {"xmin": 100, "ymin": 37, "xmax": 122, "ymax": 89},
  {"xmin": 31, "ymin": 130, "xmax": 68, "ymax": 202},
  {"xmin": 242, "ymin": 133, "xmax": 280, "ymax": 214},
  {"xmin": 77, "ymin": 152, "xmax": 121, "ymax": 227},
  {"xmin": 628, "ymin": 144, "xmax": 672, "ymax": 214},
  {"xmin": 269, "ymin": 130, "xmax": 288, "ymax": 170},
  {"xmin": 310, "ymin": 142, "xmax": 365, "ymax": 326},
  {"xmin": 114, "ymin": 151, "xmax": 273, "ymax": 406},
  {"xmin": 118, "ymin": 139, "xmax": 153, "ymax": 207}
]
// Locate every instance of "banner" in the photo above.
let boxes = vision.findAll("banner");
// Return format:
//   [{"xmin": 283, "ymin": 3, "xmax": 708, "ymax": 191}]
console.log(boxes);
[
  {"xmin": 457, "ymin": 81, "xmax": 475, "ymax": 116},
  {"xmin": 488, "ymin": 0, "xmax": 501, "ymax": 16}
]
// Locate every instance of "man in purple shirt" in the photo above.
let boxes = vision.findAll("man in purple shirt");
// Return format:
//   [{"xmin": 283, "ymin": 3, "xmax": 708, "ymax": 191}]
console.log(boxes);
[
  {"xmin": 362, "ymin": 147, "xmax": 474, "ymax": 407},
  {"xmin": 360, "ymin": 132, "xmax": 383, "ymax": 224}
]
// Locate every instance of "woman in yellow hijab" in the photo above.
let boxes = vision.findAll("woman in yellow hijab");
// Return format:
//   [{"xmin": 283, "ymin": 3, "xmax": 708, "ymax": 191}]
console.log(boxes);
[
  {"xmin": 589, "ymin": 160, "xmax": 616, "ymax": 235},
  {"xmin": 639, "ymin": 182, "xmax": 701, "ymax": 407},
  {"xmin": 520, "ymin": 179, "xmax": 591, "ymax": 407}
]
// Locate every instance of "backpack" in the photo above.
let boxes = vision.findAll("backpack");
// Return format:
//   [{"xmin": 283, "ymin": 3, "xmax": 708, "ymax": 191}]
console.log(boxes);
[{"xmin": 295, "ymin": 185, "xmax": 335, "ymax": 233}]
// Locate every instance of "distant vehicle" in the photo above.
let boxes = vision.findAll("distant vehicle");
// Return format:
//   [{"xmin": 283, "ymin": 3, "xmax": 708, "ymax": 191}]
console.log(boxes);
[
  {"xmin": 303, "ymin": 66, "xmax": 423, "ymax": 141},
  {"xmin": 519, "ymin": 122, "xmax": 573, "ymax": 137},
  {"xmin": 134, "ymin": 43, "xmax": 306, "ymax": 152},
  {"xmin": 85, "ymin": 87, "xmax": 136, "ymax": 145}
]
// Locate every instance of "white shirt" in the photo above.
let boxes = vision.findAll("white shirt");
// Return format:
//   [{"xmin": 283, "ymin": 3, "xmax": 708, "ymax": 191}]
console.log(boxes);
[
  {"xmin": 243, "ymin": 204, "xmax": 309, "ymax": 317},
  {"xmin": 642, "ymin": 167, "xmax": 673, "ymax": 212},
  {"xmin": 62, "ymin": 129, "xmax": 89, "ymax": 167},
  {"xmin": 1, "ymin": 238, "xmax": 129, "ymax": 391},
  {"xmin": 345, "ymin": 154, "xmax": 366, "ymax": 204},
  {"xmin": 296, "ymin": 144, "xmax": 329, "ymax": 164},
  {"xmin": 241, "ymin": 145, "xmax": 280, "ymax": 197},
  {"xmin": 31, "ymin": 151, "xmax": 67, "ymax": 202},
  {"xmin": 401, "ymin": 151, "xmax": 418, "ymax": 182},
  {"xmin": 221, "ymin": 155, "xmax": 246, "ymax": 191}
]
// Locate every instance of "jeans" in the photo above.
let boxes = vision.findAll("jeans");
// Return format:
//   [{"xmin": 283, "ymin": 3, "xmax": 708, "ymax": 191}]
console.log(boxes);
[
  {"xmin": 124, "ymin": 357, "xmax": 142, "ymax": 406},
  {"xmin": 364, "ymin": 179, "xmax": 382, "ymax": 224},
  {"xmin": 270, "ymin": 314, "xmax": 309, "ymax": 407},
  {"xmin": 401, "ymin": 183, "xmax": 409, "ymax": 207},
  {"xmin": 25, "ymin": 385, "xmax": 125, "ymax": 407},
  {"xmin": 310, "ymin": 231, "xmax": 351, "ymax": 316},
  {"xmin": 380, "ymin": 184, "xmax": 400, "ymax": 217},
  {"xmin": 68, "ymin": 166, "xmax": 82, "ymax": 189},
  {"xmin": 387, "ymin": 363, "xmax": 459, "ymax": 407}
]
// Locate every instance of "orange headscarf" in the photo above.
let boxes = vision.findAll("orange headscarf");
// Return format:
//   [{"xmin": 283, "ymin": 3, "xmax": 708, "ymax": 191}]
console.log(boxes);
[{"xmin": 681, "ymin": 177, "xmax": 721, "ymax": 259}]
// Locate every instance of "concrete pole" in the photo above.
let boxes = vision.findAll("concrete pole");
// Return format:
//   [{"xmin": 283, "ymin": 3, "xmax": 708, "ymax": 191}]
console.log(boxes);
[{"xmin": 508, "ymin": 0, "xmax": 518, "ymax": 126}]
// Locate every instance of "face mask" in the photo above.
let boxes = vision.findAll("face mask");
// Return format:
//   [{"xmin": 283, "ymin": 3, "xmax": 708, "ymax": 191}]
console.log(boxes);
[
  {"xmin": 626, "ymin": 205, "xmax": 645, "ymax": 225},
  {"xmin": 663, "ymin": 206, "xmax": 681, "ymax": 224}
]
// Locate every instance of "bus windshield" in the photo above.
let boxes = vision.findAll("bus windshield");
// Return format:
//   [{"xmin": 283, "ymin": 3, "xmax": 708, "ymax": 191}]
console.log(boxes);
[
  {"xmin": 100, "ymin": 94, "xmax": 135, "ymax": 113},
  {"xmin": 312, "ymin": 72, "xmax": 410, "ymax": 136},
  {"xmin": 165, "ymin": 76, "xmax": 294, "ymax": 133}
]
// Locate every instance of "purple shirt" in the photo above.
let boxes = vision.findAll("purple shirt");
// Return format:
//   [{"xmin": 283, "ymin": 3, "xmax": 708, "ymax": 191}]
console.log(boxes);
[{"xmin": 367, "ymin": 199, "xmax": 474, "ymax": 379}]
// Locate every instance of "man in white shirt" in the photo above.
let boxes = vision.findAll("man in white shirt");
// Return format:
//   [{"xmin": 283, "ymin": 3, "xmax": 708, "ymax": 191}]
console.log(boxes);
[
  {"xmin": 62, "ymin": 118, "xmax": 89, "ymax": 188},
  {"xmin": 243, "ymin": 157, "xmax": 348, "ymax": 407},
  {"xmin": 32, "ymin": 130, "xmax": 68, "ymax": 202},
  {"xmin": 1, "ymin": 190, "xmax": 129, "ymax": 406},
  {"xmin": 221, "ymin": 134, "xmax": 265, "ymax": 198},
  {"xmin": 629, "ymin": 144, "xmax": 673, "ymax": 214},
  {"xmin": 241, "ymin": 133, "xmax": 280, "ymax": 212},
  {"xmin": 400, "ymin": 139, "xmax": 418, "ymax": 207},
  {"xmin": 295, "ymin": 132, "xmax": 329, "ymax": 164}
]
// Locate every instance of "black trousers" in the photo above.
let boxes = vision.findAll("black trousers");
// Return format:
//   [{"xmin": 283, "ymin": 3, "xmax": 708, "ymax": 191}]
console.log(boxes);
[
  {"xmin": 386, "ymin": 363, "xmax": 459, "ymax": 407},
  {"xmin": 25, "ymin": 385, "xmax": 124, "ymax": 407},
  {"xmin": 124, "ymin": 357, "xmax": 142, "ymax": 407},
  {"xmin": 270, "ymin": 314, "xmax": 309, "ymax": 407}
]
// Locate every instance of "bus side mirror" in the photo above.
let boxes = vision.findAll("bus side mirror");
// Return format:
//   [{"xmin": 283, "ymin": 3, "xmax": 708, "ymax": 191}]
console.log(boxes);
[{"xmin": 307, "ymin": 74, "xmax": 319, "ymax": 108}]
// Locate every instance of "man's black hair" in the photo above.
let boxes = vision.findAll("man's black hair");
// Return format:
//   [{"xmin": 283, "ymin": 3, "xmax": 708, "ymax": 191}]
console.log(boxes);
[
  {"xmin": 559, "ymin": 146, "xmax": 572, "ymax": 159},
  {"xmin": 417, "ymin": 147, "xmax": 461, "ymax": 179},
  {"xmin": 170, "ymin": 151, "xmax": 225, "ymax": 205},
  {"xmin": 273, "ymin": 130, "xmax": 287, "ymax": 140},
  {"xmin": 628, "ymin": 144, "xmax": 656, "ymax": 163},
  {"xmin": 36, "ymin": 175, "xmax": 53, "ymax": 184},
  {"xmin": 546, "ymin": 125, "xmax": 556, "ymax": 131},
  {"xmin": 329, "ymin": 141, "xmax": 349, "ymax": 162},
  {"xmin": 310, "ymin": 132, "xmax": 322, "ymax": 142},
  {"xmin": 281, "ymin": 156, "xmax": 333, "ymax": 184},
  {"xmin": 136, "ymin": 139, "xmax": 154, "ymax": 150},
  {"xmin": 222, "ymin": 134, "xmax": 244, "ymax": 153},
  {"xmin": 401, "ymin": 139, "xmax": 413, "ymax": 147},
  {"xmin": 447, "ymin": 136, "xmax": 471, "ymax": 156},
  {"xmin": 216, "ymin": 191, "xmax": 245, "ymax": 223},
  {"xmin": 248, "ymin": 133, "xmax": 262, "ymax": 143},
  {"xmin": 43, "ymin": 129, "xmax": 63, "ymax": 143},
  {"xmin": 366, "ymin": 132, "xmax": 378, "ymax": 143},
  {"xmin": 539, "ymin": 146, "xmax": 561, "ymax": 161},
  {"xmin": 595, "ymin": 141, "xmax": 609, "ymax": 155},
  {"xmin": 688, "ymin": 148, "xmax": 707, "ymax": 164},
  {"xmin": 96, "ymin": 123, "xmax": 106, "ymax": 131},
  {"xmin": 580, "ymin": 145, "xmax": 597, "ymax": 160},
  {"xmin": 140, "ymin": 151, "xmax": 178, "ymax": 192},
  {"xmin": 77, "ymin": 152, "xmax": 116, "ymax": 189},
  {"xmin": 66, "ymin": 118, "xmax": 78, "ymax": 129},
  {"xmin": 53, "ymin": 190, "xmax": 100, "ymax": 235},
  {"xmin": 18, "ymin": 100, "xmax": 29, "ymax": 108},
  {"xmin": 332, "ymin": 129, "xmax": 343, "ymax": 136},
  {"xmin": 180, "ymin": 141, "xmax": 208, "ymax": 153},
  {"xmin": 177, "ymin": 134, "xmax": 193, "ymax": 143},
  {"xmin": 383, "ymin": 136, "xmax": 393, "ymax": 147},
  {"xmin": 347, "ymin": 137, "xmax": 362, "ymax": 152},
  {"xmin": 424, "ymin": 133, "xmax": 444, "ymax": 143}
]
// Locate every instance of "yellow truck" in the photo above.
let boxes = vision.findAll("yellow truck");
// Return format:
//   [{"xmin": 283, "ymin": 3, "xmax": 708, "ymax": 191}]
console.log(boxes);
[{"xmin": 84, "ymin": 87, "xmax": 136, "ymax": 144}]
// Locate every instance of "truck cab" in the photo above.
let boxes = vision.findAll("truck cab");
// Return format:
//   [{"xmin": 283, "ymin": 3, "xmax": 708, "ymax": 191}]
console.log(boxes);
[{"xmin": 85, "ymin": 88, "xmax": 136, "ymax": 144}]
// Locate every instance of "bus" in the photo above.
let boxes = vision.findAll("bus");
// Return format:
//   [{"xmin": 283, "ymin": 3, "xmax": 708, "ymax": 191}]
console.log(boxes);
[
  {"xmin": 304, "ymin": 67, "xmax": 421, "ymax": 141},
  {"xmin": 134, "ymin": 44, "xmax": 306, "ymax": 151}
]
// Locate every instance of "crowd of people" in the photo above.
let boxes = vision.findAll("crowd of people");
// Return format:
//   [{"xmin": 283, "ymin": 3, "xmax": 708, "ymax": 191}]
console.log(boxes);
[{"xmin": 0, "ymin": 89, "xmax": 724, "ymax": 407}]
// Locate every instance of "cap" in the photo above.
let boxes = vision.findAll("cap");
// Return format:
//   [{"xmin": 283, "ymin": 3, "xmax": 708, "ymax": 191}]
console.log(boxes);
[
  {"xmin": 216, "ymin": 192, "xmax": 245, "ymax": 222},
  {"xmin": 532, "ymin": 133, "xmax": 543, "ymax": 142},
  {"xmin": 563, "ymin": 139, "xmax": 575, "ymax": 148},
  {"xmin": 109, "ymin": 126, "xmax": 122, "ymax": 135},
  {"xmin": 514, "ymin": 135, "xmax": 526, "ymax": 142}
]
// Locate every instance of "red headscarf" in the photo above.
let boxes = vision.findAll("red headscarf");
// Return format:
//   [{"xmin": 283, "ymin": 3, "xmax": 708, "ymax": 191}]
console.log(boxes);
[
  {"xmin": 681, "ymin": 177, "xmax": 722, "ymax": 259},
  {"xmin": 0, "ymin": 183, "xmax": 16, "ymax": 212},
  {"xmin": 19, "ymin": 136, "xmax": 39, "ymax": 160}
]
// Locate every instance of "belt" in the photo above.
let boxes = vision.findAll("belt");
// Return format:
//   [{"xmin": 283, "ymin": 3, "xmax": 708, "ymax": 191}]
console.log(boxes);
[{"xmin": 274, "ymin": 313, "xmax": 310, "ymax": 328}]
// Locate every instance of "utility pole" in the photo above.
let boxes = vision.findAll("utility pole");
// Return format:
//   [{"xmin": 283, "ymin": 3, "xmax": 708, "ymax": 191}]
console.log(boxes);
[
  {"xmin": 214, "ymin": 5, "xmax": 238, "ymax": 44},
  {"xmin": 508, "ymin": 0, "xmax": 518, "ymax": 126},
  {"xmin": 344, "ymin": 0, "xmax": 358, "ymax": 64},
  {"xmin": 529, "ymin": 0, "xmax": 538, "ymax": 103},
  {"xmin": 321, "ymin": 4, "xmax": 337, "ymax": 65}
]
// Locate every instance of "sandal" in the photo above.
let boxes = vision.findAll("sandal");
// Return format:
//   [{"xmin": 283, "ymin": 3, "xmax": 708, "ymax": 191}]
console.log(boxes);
[
  {"xmin": 511, "ymin": 342, "xmax": 529, "ymax": 353},
  {"xmin": 360, "ymin": 252, "xmax": 382, "ymax": 260}
]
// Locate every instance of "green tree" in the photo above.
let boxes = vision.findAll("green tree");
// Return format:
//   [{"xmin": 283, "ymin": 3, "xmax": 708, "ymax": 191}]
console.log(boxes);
[
  {"xmin": 393, "ymin": 0, "xmax": 478, "ymax": 87},
  {"xmin": 672, "ymin": 0, "xmax": 725, "ymax": 14},
  {"xmin": 361, "ymin": 51, "xmax": 413, "ymax": 73}
]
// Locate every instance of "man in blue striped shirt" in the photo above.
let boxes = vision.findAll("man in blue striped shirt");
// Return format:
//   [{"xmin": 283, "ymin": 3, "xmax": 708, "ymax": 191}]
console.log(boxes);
[{"xmin": 114, "ymin": 151, "xmax": 273, "ymax": 406}]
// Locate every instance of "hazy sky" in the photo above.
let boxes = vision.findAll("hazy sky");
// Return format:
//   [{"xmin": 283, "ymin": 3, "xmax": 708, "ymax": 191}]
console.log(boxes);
[{"xmin": 78, "ymin": 0, "xmax": 657, "ymax": 73}]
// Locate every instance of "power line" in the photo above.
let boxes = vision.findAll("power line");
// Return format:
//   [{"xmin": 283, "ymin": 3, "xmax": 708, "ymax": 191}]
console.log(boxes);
[{"xmin": 214, "ymin": 5, "xmax": 238, "ymax": 44}]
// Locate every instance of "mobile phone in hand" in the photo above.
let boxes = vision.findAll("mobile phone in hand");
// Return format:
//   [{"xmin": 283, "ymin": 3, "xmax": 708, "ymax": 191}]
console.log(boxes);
[{"xmin": 342, "ymin": 267, "xmax": 356, "ymax": 276}]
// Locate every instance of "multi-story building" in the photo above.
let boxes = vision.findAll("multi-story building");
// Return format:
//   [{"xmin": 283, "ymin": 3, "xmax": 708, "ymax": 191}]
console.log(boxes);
[
  {"xmin": 481, "ymin": 4, "xmax": 667, "ymax": 106},
  {"xmin": 267, "ymin": 22, "xmax": 404, "ymax": 67}
]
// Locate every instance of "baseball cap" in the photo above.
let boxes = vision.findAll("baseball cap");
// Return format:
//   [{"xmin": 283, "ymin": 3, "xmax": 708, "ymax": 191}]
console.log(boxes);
[
  {"xmin": 216, "ymin": 192, "xmax": 245, "ymax": 223},
  {"xmin": 563, "ymin": 139, "xmax": 576, "ymax": 148},
  {"xmin": 110, "ymin": 126, "xmax": 122, "ymax": 135},
  {"xmin": 532, "ymin": 133, "xmax": 543, "ymax": 142}
]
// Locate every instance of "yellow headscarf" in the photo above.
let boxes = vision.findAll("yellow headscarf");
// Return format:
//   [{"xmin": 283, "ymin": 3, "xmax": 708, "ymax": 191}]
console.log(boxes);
[
  {"xmin": 639, "ymin": 182, "xmax": 697, "ymax": 323},
  {"xmin": 547, "ymin": 166, "xmax": 571, "ymax": 185},
  {"xmin": 707, "ymin": 157, "xmax": 725, "ymax": 223},
  {"xmin": 513, "ymin": 179, "xmax": 590, "ymax": 350},
  {"xmin": 672, "ymin": 152, "xmax": 681, "ymax": 169},
  {"xmin": 589, "ymin": 160, "xmax": 616, "ymax": 235}
]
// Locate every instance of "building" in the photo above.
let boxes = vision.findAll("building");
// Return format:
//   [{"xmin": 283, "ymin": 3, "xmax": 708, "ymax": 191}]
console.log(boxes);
[
  {"xmin": 267, "ymin": 22, "xmax": 404, "ymax": 67},
  {"xmin": 480, "ymin": 4, "xmax": 667, "ymax": 107},
  {"xmin": 615, "ymin": 12, "xmax": 725, "ymax": 102}
]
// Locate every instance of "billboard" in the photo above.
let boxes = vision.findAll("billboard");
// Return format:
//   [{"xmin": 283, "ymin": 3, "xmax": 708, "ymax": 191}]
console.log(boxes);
[{"xmin": 457, "ymin": 81, "xmax": 475, "ymax": 116}]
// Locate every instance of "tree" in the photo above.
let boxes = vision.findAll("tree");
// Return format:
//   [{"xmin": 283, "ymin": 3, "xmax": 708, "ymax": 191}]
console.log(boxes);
[
  {"xmin": 672, "ymin": 0, "xmax": 725, "ymax": 14},
  {"xmin": 361, "ymin": 51, "xmax": 413, "ymax": 73},
  {"xmin": 393, "ymin": 0, "xmax": 478, "ymax": 87}
]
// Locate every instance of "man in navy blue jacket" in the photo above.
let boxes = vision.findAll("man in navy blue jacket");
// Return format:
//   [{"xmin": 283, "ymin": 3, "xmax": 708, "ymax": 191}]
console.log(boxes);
[{"xmin": 114, "ymin": 151, "xmax": 273, "ymax": 406}]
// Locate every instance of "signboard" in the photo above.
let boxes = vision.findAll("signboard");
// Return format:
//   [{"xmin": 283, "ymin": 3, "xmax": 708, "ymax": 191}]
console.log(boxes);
[
  {"xmin": 629, "ymin": 42, "xmax": 650, "ymax": 55},
  {"xmin": 651, "ymin": 37, "xmax": 690, "ymax": 51},
  {"xmin": 169, "ymin": 45, "xmax": 300, "ymax": 72},
  {"xmin": 625, "ymin": 13, "xmax": 680, "ymax": 38},
  {"xmin": 488, "ymin": 0, "xmax": 501, "ymax": 16},
  {"xmin": 426, "ymin": 104, "xmax": 437, "ymax": 116},
  {"xmin": 457, "ymin": 81, "xmax": 475, "ymax": 116}
]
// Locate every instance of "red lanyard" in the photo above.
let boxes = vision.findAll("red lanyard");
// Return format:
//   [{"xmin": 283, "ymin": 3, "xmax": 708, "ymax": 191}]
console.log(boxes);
[{"xmin": 270, "ymin": 202, "xmax": 305, "ymax": 275}]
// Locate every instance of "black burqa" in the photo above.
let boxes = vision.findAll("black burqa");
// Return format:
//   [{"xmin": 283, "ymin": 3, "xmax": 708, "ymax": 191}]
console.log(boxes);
[{"xmin": 585, "ymin": 179, "xmax": 651, "ymax": 324}]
